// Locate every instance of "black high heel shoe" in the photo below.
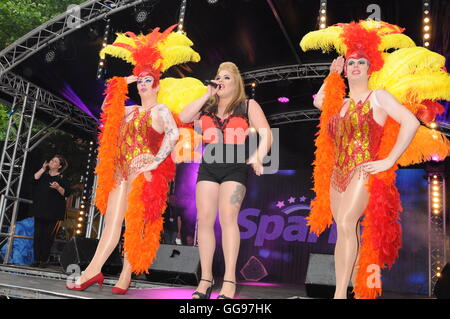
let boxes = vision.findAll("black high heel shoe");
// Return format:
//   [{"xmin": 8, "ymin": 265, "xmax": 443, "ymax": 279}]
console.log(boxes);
[
  {"xmin": 217, "ymin": 280, "xmax": 236, "ymax": 299},
  {"xmin": 192, "ymin": 278, "xmax": 214, "ymax": 299}
]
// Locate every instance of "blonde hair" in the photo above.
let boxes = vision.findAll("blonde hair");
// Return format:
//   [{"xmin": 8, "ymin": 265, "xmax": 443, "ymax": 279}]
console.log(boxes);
[{"xmin": 205, "ymin": 62, "xmax": 247, "ymax": 115}]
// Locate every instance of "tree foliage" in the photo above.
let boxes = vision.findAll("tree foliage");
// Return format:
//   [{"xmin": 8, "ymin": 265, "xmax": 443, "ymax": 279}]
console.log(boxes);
[{"xmin": 0, "ymin": 0, "xmax": 86, "ymax": 50}]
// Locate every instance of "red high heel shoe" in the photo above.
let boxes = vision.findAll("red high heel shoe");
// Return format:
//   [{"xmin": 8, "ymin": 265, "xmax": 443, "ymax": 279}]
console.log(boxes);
[
  {"xmin": 112, "ymin": 283, "xmax": 130, "ymax": 295},
  {"xmin": 66, "ymin": 273, "xmax": 104, "ymax": 291}
]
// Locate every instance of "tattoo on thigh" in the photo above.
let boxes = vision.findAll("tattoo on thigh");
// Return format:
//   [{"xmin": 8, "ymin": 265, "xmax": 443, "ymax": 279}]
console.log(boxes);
[{"xmin": 230, "ymin": 184, "xmax": 246, "ymax": 206}]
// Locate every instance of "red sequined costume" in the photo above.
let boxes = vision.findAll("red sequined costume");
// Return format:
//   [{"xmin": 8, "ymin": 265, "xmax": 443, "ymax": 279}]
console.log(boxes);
[
  {"xmin": 115, "ymin": 106, "xmax": 164, "ymax": 181},
  {"xmin": 300, "ymin": 21, "xmax": 450, "ymax": 298},
  {"xmin": 328, "ymin": 92, "xmax": 384, "ymax": 192}
]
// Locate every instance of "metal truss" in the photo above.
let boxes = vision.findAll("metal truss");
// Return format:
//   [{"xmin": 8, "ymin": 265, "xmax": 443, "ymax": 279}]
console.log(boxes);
[
  {"xmin": 426, "ymin": 166, "xmax": 447, "ymax": 296},
  {"xmin": 0, "ymin": 0, "xmax": 160, "ymax": 76},
  {"xmin": 0, "ymin": 72, "xmax": 97, "ymax": 264},
  {"xmin": 267, "ymin": 109, "xmax": 320, "ymax": 126},
  {"xmin": 0, "ymin": 71, "xmax": 97, "ymax": 134},
  {"xmin": 437, "ymin": 122, "xmax": 450, "ymax": 137},
  {"xmin": 241, "ymin": 63, "xmax": 330, "ymax": 84},
  {"xmin": 84, "ymin": 174, "xmax": 105, "ymax": 240},
  {"xmin": 0, "ymin": 83, "xmax": 39, "ymax": 263}
]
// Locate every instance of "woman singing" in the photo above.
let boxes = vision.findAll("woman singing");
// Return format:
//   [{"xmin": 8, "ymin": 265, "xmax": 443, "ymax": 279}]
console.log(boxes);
[{"xmin": 180, "ymin": 62, "xmax": 272, "ymax": 299}]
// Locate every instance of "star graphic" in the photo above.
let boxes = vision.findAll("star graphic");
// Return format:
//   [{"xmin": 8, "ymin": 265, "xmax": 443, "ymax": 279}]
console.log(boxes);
[
  {"xmin": 288, "ymin": 197, "xmax": 296, "ymax": 204},
  {"xmin": 276, "ymin": 201, "xmax": 285, "ymax": 209},
  {"xmin": 299, "ymin": 196, "xmax": 307, "ymax": 202}
]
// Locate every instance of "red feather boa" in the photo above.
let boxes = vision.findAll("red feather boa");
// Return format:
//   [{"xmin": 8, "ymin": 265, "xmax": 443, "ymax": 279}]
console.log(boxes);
[
  {"xmin": 308, "ymin": 73, "xmax": 403, "ymax": 299},
  {"xmin": 94, "ymin": 76, "xmax": 176, "ymax": 274}
]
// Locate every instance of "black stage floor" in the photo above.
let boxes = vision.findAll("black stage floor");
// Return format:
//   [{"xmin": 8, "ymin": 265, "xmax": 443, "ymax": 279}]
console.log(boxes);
[{"xmin": 0, "ymin": 264, "xmax": 430, "ymax": 299}]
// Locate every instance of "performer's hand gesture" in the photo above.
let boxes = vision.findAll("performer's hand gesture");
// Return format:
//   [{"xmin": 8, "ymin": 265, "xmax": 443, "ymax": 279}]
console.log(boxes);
[
  {"xmin": 143, "ymin": 171, "xmax": 152, "ymax": 182},
  {"xmin": 330, "ymin": 56, "xmax": 345, "ymax": 75},
  {"xmin": 126, "ymin": 75, "xmax": 138, "ymax": 84},
  {"xmin": 49, "ymin": 181, "xmax": 61, "ymax": 189},
  {"xmin": 205, "ymin": 81, "xmax": 220, "ymax": 99},
  {"xmin": 42, "ymin": 161, "xmax": 49, "ymax": 170},
  {"xmin": 247, "ymin": 155, "xmax": 263, "ymax": 176},
  {"xmin": 363, "ymin": 158, "xmax": 396, "ymax": 175}
]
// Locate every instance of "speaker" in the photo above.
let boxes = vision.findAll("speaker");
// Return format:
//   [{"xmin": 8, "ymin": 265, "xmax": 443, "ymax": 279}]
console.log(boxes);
[
  {"xmin": 145, "ymin": 244, "xmax": 200, "ymax": 285},
  {"xmin": 434, "ymin": 262, "xmax": 450, "ymax": 299},
  {"xmin": 60, "ymin": 237, "xmax": 122, "ymax": 275},
  {"xmin": 305, "ymin": 253, "xmax": 353, "ymax": 298}
]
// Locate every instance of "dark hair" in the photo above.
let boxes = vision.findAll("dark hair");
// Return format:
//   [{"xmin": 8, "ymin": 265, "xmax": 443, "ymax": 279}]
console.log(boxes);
[{"xmin": 53, "ymin": 155, "xmax": 68, "ymax": 173}]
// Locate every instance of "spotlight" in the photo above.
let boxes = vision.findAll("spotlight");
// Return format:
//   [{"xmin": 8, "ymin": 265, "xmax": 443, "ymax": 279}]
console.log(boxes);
[
  {"xmin": 424, "ymin": 17, "xmax": 430, "ymax": 23},
  {"xmin": 320, "ymin": 23, "xmax": 326, "ymax": 29},
  {"xmin": 207, "ymin": 0, "xmax": 219, "ymax": 4},
  {"xmin": 251, "ymin": 82, "xmax": 257, "ymax": 88},
  {"xmin": 135, "ymin": 9, "xmax": 148, "ymax": 23},
  {"xmin": 424, "ymin": 33, "xmax": 430, "ymax": 39},
  {"xmin": 430, "ymin": 122, "xmax": 437, "ymax": 129},
  {"xmin": 44, "ymin": 49, "xmax": 56, "ymax": 63},
  {"xmin": 424, "ymin": 42, "xmax": 430, "ymax": 47},
  {"xmin": 424, "ymin": 25, "xmax": 430, "ymax": 31}
]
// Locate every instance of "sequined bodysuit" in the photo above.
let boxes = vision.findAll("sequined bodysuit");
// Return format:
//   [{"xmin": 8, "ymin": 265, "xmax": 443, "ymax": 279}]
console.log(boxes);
[
  {"xmin": 115, "ymin": 106, "xmax": 164, "ymax": 180},
  {"xmin": 328, "ymin": 92, "xmax": 384, "ymax": 193}
]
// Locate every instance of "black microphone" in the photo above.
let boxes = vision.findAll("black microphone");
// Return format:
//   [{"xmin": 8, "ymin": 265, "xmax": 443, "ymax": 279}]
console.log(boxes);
[{"xmin": 204, "ymin": 80, "xmax": 221, "ymax": 89}]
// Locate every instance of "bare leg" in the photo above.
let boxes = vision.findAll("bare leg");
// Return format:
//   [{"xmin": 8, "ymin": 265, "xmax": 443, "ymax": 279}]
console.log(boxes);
[
  {"xmin": 193, "ymin": 181, "xmax": 220, "ymax": 298},
  {"xmin": 77, "ymin": 180, "xmax": 128, "ymax": 284},
  {"xmin": 331, "ymin": 170, "xmax": 370, "ymax": 299},
  {"xmin": 218, "ymin": 181, "xmax": 246, "ymax": 298}
]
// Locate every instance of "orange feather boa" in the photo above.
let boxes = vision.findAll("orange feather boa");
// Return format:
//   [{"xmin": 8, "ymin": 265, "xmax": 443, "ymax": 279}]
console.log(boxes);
[
  {"xmin": 308, "ymin": 72, "xmax": 403, "ymax": 299},
  {"xmin": 94, "ymin": 76, "xmax": 176, "ymax": 274}
]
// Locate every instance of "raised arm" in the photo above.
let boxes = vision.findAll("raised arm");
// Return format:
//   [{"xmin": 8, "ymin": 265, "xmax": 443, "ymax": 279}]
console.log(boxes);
[
  {"xmin": 179, "ymin": 84, "xmax": 219, "ymax": 123},
  {"xmin": 34, "ymin": 161, "xmax": 48, "ymax": 180},
  {"xmin": 314, "ymin": 56, "xmax": 345, "ymax": 110},
  {"xmin": 363, "ymin": 90, "xmax": 420, "ymax": 174}
]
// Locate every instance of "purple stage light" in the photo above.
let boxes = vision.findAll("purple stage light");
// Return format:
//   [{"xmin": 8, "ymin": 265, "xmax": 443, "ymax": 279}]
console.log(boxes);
[
  {"xmin": 278, "ymin": 96, "xmax": 289, "ymax": 103},
  {"xmin": 432, "ymin": 155, "xmax": 440, "ymax": 161},
  {"xmin": 60, "ymin": 84, "xmax": 98, "ymax": 121}
]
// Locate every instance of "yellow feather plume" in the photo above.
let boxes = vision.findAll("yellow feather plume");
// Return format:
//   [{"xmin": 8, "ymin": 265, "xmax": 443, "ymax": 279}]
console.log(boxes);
[
  {"xmin": 99, "ymin": 45, "xmax": 135, "ymax": 64},
  {"xmin": 158, "ymin": 77, "xmax": 207, "ymax": 115},
  {"xmin": 158, "ymin": 32, "xmax": 200, "ymax": 72},
  {"xmin": 369, "ymin": 47, "xmax": 450, "ymax": 104},
  {"xmin": 158, "ymin": 77, "xmax": 206, "ymax": 163},
  {"xmin": 300, "ymin": 26, "xmax": 346, "ymax": 54},
  {"xmin": 159, "ymin": 46, "xmax": 201, "ymax": 72},
  {"xmin": 379, "ymin": 34, "xmax": 415, "ymax": 51},
  {"xmin": 398, "ymin": 126, "xmax": 450, "ymax": 166},
  {"xmin": 99, "ymin": 30, "xmax": 201, "ymax": 72}
]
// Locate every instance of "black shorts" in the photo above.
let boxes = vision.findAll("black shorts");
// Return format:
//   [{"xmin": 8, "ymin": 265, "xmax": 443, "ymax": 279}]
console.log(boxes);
[{"xmin": 197, "ymin": 163, "xmax": 249, "ymax": 186}]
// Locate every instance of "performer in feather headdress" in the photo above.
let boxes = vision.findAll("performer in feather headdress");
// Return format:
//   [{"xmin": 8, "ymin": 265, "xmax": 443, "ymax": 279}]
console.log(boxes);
[
  {"xmin": 300, "ymin": 20, "xmax": 450, "ymax": 299},
  {"xmin": 66, "ymin": 25, "xmax": 206, "ymax": 294}
]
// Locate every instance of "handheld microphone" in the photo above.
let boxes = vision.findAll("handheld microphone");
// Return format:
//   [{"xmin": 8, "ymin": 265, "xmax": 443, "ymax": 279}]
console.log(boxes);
[{"xmin": 204, "ymin": 80, "xmax": 221, "ymax": 89}]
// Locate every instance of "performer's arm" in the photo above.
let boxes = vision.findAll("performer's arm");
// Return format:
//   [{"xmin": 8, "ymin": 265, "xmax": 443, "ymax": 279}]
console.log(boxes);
[
  {"xmin": 138, "ymin": 105, "xmax": 179, "ymax": 173},
  {"xmin": 247, "ymin": 99, "xmax": 273, "ymax": 176},
  {"xmin": 363, "ymin": 90, "xmax": 420, "ymax": 175},
  {"xmin": 314, "ymin": 56, "xmax": 345, "ymax": 110},
  {"xmin": 34, "ymin": 161, "xmax": 48, "ymax": 180},
  {"xmin": 179, "ymin": 84, "xmax": 220, "ymax": 123}
]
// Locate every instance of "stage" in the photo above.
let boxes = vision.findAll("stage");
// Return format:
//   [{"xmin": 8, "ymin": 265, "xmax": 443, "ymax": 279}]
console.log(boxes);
[{"xmin": 0, "ymin": 264, "xmax": 430, "ymax": 299}]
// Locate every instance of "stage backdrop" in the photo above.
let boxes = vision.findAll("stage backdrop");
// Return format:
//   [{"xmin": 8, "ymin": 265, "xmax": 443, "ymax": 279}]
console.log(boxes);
[{"xmin": 173, "ymin": 164, "xmax": 429, "ymax": 295}]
